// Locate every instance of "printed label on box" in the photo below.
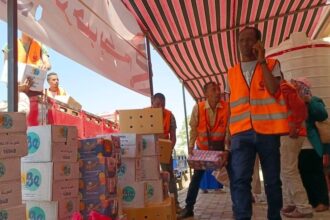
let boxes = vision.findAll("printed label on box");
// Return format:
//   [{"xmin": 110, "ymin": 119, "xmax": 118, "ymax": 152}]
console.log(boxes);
[
  {"xmin": 0, "ymin": 133, "xmax": 28, "ymax": 158},
  {"xmin": 0, "ymin": 112, "xmax": 26, "ymax": 133},
  {"xmin": 0, "ymin": 158, "xmax": 20, "ymax": 182}
]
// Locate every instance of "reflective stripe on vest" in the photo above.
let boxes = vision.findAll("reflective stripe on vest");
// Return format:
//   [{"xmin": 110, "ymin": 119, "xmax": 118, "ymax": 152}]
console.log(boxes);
[{"xmin": 228, "ymin": 58, "xmax": 289, "ymax": 135}]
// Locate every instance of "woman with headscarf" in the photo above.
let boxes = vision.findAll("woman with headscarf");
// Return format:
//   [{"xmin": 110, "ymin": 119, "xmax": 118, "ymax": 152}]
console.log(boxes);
[{"xmin": 292, "ymin": 77, "xmax": 330, "ymax": 212}]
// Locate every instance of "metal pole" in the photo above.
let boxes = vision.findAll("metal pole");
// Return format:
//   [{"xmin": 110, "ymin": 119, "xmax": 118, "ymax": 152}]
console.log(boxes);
[
  {"xmin": 7, "ymin": 0, "xmax": 18, "ymax": 112},
  {"xmin": 146, "ymin": 37, "xmax": 154, "ymax": 99},
  {"xmin": 182, "ymin": 82, "xmax": 192, "ymax": 178}
]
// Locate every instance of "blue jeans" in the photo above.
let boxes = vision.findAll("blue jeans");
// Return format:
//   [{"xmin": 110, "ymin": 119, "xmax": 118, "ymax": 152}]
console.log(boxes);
[{"xmin": 229, "ymin": 129, "xmax": 282, "ymax": 220}]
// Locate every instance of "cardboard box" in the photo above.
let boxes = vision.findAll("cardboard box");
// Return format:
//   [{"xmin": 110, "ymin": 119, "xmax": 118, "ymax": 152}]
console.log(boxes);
[
  {"xmin": 118, "ymin": 108, "xmax": 163, "ymax": 134},
  {"xmin": 0, "ymin": 180, "xmax": 21, "ymax": 208},
  {"xmin": 54, "ymin": 95, "xmax": 82, "ymax": 111},
  {"xmin": 145, "ymin": 180, "xmax": 164, "ymax": 204},
  {"xmin": 118, "ymin": 158, "xmax": 142, "ymax": 183},
  {"xmin": 0, "ymin": 132, "xmax": 28, "ymax": 158},
  {"xmin": 0, "ymin": 157, "xmax": 20, "ymax": 182},
  {"xmin": 0, "ymin": 112, "xmax": 27, "ymax": 133},
  {"xmin": 141, "ymin": 135, "xmax": 159, "ymax": 156},
  {"xmin": 141, "ymin": 156, "xmax": 160, "ymax": 181},
  {"xmin": 25, "ymin": 197, "xmax": 79, "ymax": 219},
  {"xmin": 79, "ymin": 156, "xmax": 107, "ymax": 176},
  {"xmin": 0, "ymin": 204, "xmax": 26, "ymax": 220},
  {"xmin": 25, "ymin": 201, "xmax": 58, "ymax": 220},
  {"xmin": 1, "ymin": 61, "xmax": 47, "ymax": 92},
  {"xmin": 158, "ymin": 138, "xmax": 172, "ymax": 164},
  {"xmin": 187, "ymin": 150, "xmax": 223, "ymax": 170},
  {"xmin": 111, "ymin": 133, "xmax": 142, "ymax": 158},
  {"xmin": 22, "ymin": 125, "xmax": 78, "ymax": 162},
  {"xmin": 80, "ymin": 197, "xmax": 118, "ymax": 218},
  {"xmin": 21, "ymin": 162, "xmax": 79, "ymax": 201},
  {"xmin": 121, "ymin": 182, "xmax": 146, "ymax": 208},
  {"xmin": 79, "ymin": 138, "xmax": 116, "ymax": 158}
]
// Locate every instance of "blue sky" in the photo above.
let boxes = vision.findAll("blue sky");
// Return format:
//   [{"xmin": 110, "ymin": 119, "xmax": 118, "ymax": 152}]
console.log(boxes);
[{"xmin": 0, "ymin": 20, "xmax": 195, "ymax": 131}]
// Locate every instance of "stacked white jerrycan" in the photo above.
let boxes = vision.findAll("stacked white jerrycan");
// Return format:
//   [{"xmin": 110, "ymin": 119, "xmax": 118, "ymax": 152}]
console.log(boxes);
[{"xmin": 266, "ymin": 32, "xmax": 330, "ymax": 112}]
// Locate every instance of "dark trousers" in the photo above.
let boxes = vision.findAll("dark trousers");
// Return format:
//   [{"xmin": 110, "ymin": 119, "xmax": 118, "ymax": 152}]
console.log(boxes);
[
  {"xmin": 229, "ymin": 130, "xmax": 282, "ymax": 220},
  {"xmin": 298, "ymin": 149, "xmax": 329, "ymax": 207},
  {"xmin": 185, "ymin": 169, "xmax": 205, "ymax": 210}
]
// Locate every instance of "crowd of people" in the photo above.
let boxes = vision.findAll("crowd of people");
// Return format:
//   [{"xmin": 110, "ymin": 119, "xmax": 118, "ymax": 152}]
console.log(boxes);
[
  {"xmin": 174, "ymin": 27, "xmax": 329, "ymax": 220},
  {"xmin": 2, "ymin": 28, "xmax": 330, "ymax": 220}
]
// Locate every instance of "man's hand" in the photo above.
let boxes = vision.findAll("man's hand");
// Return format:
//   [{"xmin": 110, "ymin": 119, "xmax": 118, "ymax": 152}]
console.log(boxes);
[
  {"xmin": 39, "ymin": 63, "xmax": 49, "ymax": 71},
  {"xmin": 188, "ymin": 147, "xmax": 194, "ymax": 156},
  {"xmin": 220, "ymin": 151, "xmax": 230, "ymax": 167},
  {"xmin": 18, "ymin": 77, "xmax": 33, "ymax": 93},
  {"xmin": 252, "ymin": 41, "xmax": 266, "ymax": 63}
]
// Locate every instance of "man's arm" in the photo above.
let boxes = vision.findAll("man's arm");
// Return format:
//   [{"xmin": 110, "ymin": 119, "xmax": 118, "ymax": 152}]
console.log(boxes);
[
  {"xmin": 253, "ymin": 41, "xmax": 280, "ymax": 95},
  {"xmin": 40, "ymin": 52, "xmax": 51, "ymax": 71},
  {"xmin": 188, "ymin": 104, "xmax": 198, "ymax": 155}
]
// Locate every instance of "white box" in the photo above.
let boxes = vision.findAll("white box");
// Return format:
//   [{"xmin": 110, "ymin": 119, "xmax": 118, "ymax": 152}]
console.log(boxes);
[
  {"xmin": 141, "ymin": 135, "xmax": 159, "ymax": 156},
  {"xmin": 0, "ymin": 180, "xmax": 21, "ymax": 208},
  {"xmin": 25, "ymin": 201, "xmax": 58, "ymax": 220},
  {"xmin": 0, "ymin": 132, "xmax": 28, "ymax": 159},
  {"xmin": 0, "ymin": 204, "xmax": 26, "ymax": 220},
  {"xmin": 25, "ymin": 197, "xmax": 79, "ymax": 219},
  {"xmin": 145, "ymin": 180, "xmax": 164, "ymax": 204},
  {"xmin": 0, "ymin": 157, "xmax": 20, "ymax": 182},
  {"xmin": 22, "ymin": 125, "xmax": 78, "ymax": 162},
  {"xmin": 121, "ymin": 182, "xmax": 146, "ymax": 208},
  {"xmin": 0, "ymin": 112, "xmax": 27, "ymax": 133},
  {"xmin": 111, "ymin": 133, "xmax": 142, "ymax": 158},
  {"xmin": 1, "ymin": 61, "xmax": 47, "ymax": 92},
  {"xmin": 141, "ymin": 156, "xmax": 160, "ymax": 181},
  {"xmin": 118, "ymin": 158, "xmax": 142, "ymax": 183},
  {"xmin": 21, "ymin": 162, "xmax": 79, "ymax": 201}
]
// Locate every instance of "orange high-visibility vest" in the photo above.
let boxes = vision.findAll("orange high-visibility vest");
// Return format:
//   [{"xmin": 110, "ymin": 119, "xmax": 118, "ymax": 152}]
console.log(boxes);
[
  {"xmin": 46, "ymin": 87, "xmax": 67, "ymax": 97},
  {"xmin": 228, "ymin": 59, "xmax": 289, "ymax": 135},
  {"xmin": 162, "ymin": 108, "xmax": 172, "ymax": 139},
  {"xmin": 17, "ymin": 39, "xmax": 43, "ymax": 66},
  {"xmin": 196, "ymin": 101, "xmax": 229, "ymax": 150}
]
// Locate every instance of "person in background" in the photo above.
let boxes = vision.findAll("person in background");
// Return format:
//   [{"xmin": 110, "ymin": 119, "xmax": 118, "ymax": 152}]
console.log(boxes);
[
  {"xmin": 3, "ymin": 32, "xmax": 51, "ymax": 71},
  {"xmin": 279, "ymin": 79, "xmax": 313, "ymax": 218},
  {"xmin": 46, "ymin": 72, "xmax": 67, "ymax": 98},
  {"xmin": 294, "ymin": 77, "xmax": 330, "ymax": 212},
  {"xmin": 227, "ymin": 27, "xmax": 288, "ymax": 220},
  {"xmin": 179, "ymin": 82, "xmax": 230, "ymax": 219},
  {"xmin": 151, "ymin": 93, "xmax": 181, "ymax": 212}
]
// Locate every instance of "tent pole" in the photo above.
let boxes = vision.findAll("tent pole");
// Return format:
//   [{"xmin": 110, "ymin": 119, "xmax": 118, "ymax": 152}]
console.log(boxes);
[
  {"xmin": 7, "ymin": 0, "xmax": 18, "ymax": 112},
  {"xmin": 146, "ymin": 37, "xmax": 154, "ymax": 99},
  {"xmin": 182, "ymin": 82, "xmax": 191, "ymax": 179}
]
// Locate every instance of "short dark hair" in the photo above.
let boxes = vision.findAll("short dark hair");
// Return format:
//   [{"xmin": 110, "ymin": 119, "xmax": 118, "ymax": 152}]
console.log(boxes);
[
  {"xmin": 47, "ymin": 72, "xmax": 58, "ymax": 81},
  {"xmin": 203, "ymin": 81, "xmax": 217, "ymax": 93},
  {"xmin": 152, "ymin": 93, "xmax": 165, "ymax": 102},
  {"xmin": 240, "ymin": 27, "xmax": 262, "ymax": 41}
]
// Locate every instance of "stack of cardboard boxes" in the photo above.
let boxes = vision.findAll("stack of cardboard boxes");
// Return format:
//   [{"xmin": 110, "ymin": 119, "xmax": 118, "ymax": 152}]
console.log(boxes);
[
  {"xmin": 21, "ymin": 125, "xmax": 79, "ymax": 220},
  {"xmin": 116, "ymin": 108, "xmax": 176, "ymax": 219},
  {"xmin": 0, "ymin": 112, "xmax": 28, "ymax": 219},
  {"xmin": 78, "ymin": 137, "xmax": 120, "ymax": 219},
  {"xmin": 114, "ymin": 134, "xmax": 164, "ymax": 208}
]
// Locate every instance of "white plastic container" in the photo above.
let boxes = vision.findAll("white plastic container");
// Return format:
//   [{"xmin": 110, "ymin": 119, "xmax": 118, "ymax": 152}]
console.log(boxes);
[{"xmin": 266, "ymin": 32, "xmax": 330, "ymax": 112}]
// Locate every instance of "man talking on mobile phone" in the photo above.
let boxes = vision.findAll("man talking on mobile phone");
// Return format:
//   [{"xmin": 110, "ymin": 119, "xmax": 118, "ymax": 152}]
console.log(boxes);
[{"xmin": 226, "ymin": 27, "xmax": 289, "ymax": 220}]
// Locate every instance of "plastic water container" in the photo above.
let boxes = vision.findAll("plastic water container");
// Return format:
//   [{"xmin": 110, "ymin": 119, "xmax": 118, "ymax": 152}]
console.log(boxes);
[{"xmin": 266, "ymin": 32, "xmax": 330, "ymax": 112}]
